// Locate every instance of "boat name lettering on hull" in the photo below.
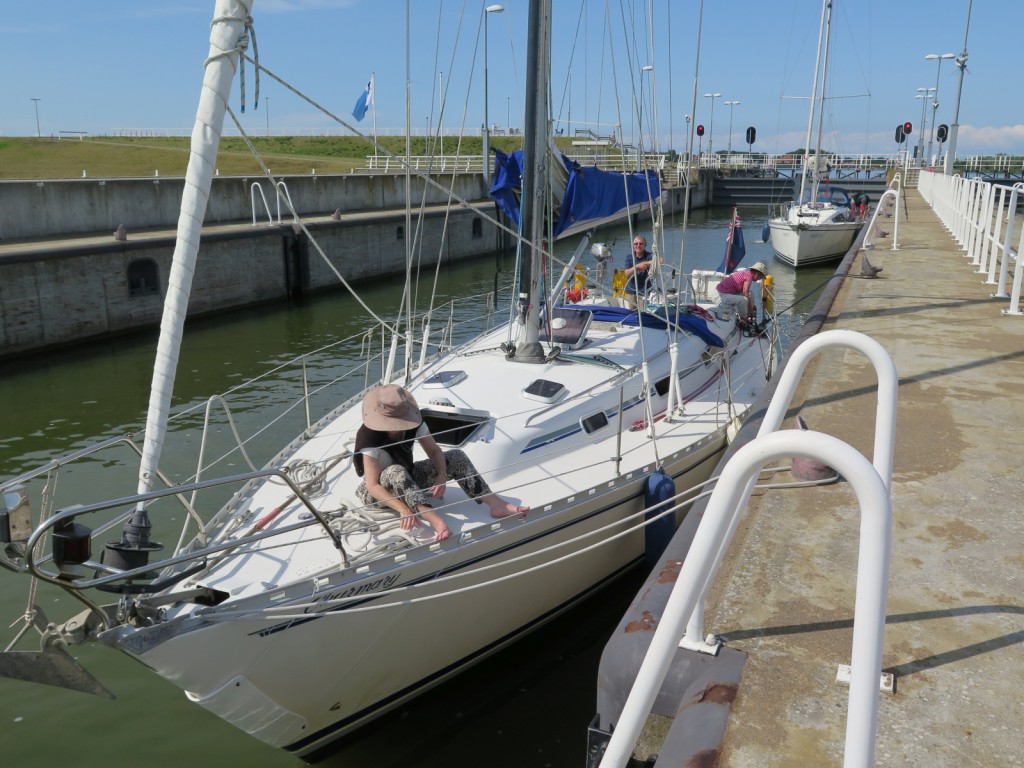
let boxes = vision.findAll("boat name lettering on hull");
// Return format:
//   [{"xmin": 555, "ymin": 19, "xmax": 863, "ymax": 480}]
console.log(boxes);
[{"xmin": 306, "ymin": 574, "xmax": 401, "ymax": 612}]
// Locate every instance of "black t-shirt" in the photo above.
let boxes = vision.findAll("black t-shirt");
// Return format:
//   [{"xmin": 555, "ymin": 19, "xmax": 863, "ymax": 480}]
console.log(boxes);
[{"xmin": 353, "ymin": 425, "xmax": 418, "ymax": 477}]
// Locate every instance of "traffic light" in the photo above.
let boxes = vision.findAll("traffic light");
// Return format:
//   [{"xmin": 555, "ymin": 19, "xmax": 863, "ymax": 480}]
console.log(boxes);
[
  {"xmin": 895, "ymin": 124, "xmax": 905, "ymax": 144},
  {"xmin": 696, "ymin": 124, "xmax": 705, "ymax": 137},
  {"xmin": 903, "ymin": 121, "xmax": 913, "ymax": 135},
  {"xmin": 936, "ymin": 124, "xmax": 949, "ymax": 143},
  {"xmin": 745, "ymin": 126, "xmax": 756, "ymax": 145}
]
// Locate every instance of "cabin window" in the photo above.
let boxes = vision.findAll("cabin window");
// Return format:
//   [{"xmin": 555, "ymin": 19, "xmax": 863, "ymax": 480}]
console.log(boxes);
[
  {"xmin": 127, "ymin": 258, "xmax": 160, "ymax": 297},
  {"xmin": 396, "ymin": 225, "xmax": 404, "ymax": 240},
  {"xmin": 580, "ymin": 412, "xmax": 609, "ymax": 434},
  {"xmin": 472, "ymin": 218, "xmax": 483, "ymax": 239},
  {"xmin": 653, "ymin": 375, "xmax": 671, "ymax": 397}
]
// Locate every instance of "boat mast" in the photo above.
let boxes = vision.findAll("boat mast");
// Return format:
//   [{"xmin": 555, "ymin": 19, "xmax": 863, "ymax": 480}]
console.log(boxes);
[
  {"xmin": 131, "ymin": 1, "xmax": 252, "ymax": 535},
  {"xmin": 511, "ymin": 0, "xmax": 549, "ymax": 364},
  {"xmin": 811, "ymin": 0, "xmax": 834, "ymax": 200},
  {"xmin": 798, "ymin": 0, "xmax": 829, "ymax": 204},
  {"xmin": 943, "ymin": 0, "xmax": 973, "ymax": 176}
]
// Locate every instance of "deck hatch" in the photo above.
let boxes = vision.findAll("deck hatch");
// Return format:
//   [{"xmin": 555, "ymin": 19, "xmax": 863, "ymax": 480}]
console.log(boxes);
[
  {"xmin": 420, "ymin": 408, "xmax": 489, "ymax": 447},
  {"xmin": 423, "ymin": 370, "xmax": 467, "ymax": 389},
  {"xmin": 539, "ymin": 306, "xmax": 592, "ymax": 350},
  {"xmin": 522, "ymin": 379, "xmax": 567, "ymax": 404}
]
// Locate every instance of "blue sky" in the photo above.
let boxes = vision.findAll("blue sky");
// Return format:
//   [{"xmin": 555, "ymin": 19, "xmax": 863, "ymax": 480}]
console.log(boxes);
[{"xmin": 2, "ymin": 0, "xmax": 1021, "ymax": 158}]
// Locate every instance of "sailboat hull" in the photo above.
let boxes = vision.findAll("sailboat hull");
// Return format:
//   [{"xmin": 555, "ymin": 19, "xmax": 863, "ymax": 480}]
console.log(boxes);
[
  {"xmin": 113, "ymin": 409, "xmax": 728, "ymax": 756},
  {"xmin": 768, "ymin": 217, "xmax": 862, "ymax": 268}
]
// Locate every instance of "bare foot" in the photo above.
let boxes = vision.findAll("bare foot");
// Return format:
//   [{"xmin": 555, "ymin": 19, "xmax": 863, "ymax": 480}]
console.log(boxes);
[
  {"xmin": 489, "ymin": 501, "xmax": 529, "ymax": 519},
  {"xmin": 419, "ymin": 507, "xmax": 451, "ymax": 542}
]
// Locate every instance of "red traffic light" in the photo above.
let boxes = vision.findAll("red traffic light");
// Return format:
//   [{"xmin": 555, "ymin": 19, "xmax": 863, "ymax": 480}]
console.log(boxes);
[
  {"xmin": 903, "ymin": 121, "xmax": 913, "ymax": 135},
  {"xmin": 696, "ymin": 124, "xmax": 705, "ymax": 137}
]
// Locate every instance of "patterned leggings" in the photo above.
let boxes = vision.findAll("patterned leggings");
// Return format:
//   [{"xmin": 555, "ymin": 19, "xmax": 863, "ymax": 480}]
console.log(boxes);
[{"xmin": 356, "ymin": 449, "xmax": 492, "ymax": 510}]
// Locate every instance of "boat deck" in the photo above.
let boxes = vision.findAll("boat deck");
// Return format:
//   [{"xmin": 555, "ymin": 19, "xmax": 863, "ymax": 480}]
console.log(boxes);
[{"xmin": 599, "ymin": 187, "xmax": 1024, "ymax": 766}]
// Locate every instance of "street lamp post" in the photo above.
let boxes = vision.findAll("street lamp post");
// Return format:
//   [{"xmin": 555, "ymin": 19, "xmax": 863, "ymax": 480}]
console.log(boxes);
[
  {"xmin": 483, "ymin": 4, "xmax": 504, "ymax": 182},
  {"xmin": 265, "ymin": 96, "xmax": 270, "ymax": 137},
  {"xmin": 925, "ymin": 52, "xmax": 955, "ymax": 166},
  {"xmin": 30, "ymin": 98, "xmax": 41, "ymax": 138},
  {"xmin": 915, "ymin": 88, "xmax": 934, "ymax": 163},
  {"xmin": 703, "ymin": 92, "xmax": 722, "ymax": 156},
  {"xmin": 724, "ymin": 100, "xmax": 740, "ymax": 156},
  {"xmin": 506, "ymin": 96, "xmax": 510, "ymax": 135}
]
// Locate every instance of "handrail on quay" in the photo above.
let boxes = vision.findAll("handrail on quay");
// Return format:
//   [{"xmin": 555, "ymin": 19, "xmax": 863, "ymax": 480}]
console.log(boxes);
[
  {"xmin": 919, "ymin": 170, "xmax": 1024, "ymax": 316},
  {"xmin": 250, "ymin": 181, "xmax": 273, "ymax": 226},
  {"xmin": 862, "ymin": 177, "xmax": 903, "ymax": 252},
  {"xmin": 680, "ymin": 330, "xmax": 897, "ymax": 652},
  {"xmin": 599, "ymin": 432, "xmax": 893, "ymax": 768},
  {"xmin": 248, "ymin": 180, "xmax": 296, "ymax": 226},
  {"xmin": 600, "ymin": 330, "xmax": 897, "ymax": 768}
]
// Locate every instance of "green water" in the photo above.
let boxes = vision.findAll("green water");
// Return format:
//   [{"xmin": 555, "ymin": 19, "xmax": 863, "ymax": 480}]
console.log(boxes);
[{"xmin": 0, "ymin": 207, "xmax": 833, "ymax": 767}]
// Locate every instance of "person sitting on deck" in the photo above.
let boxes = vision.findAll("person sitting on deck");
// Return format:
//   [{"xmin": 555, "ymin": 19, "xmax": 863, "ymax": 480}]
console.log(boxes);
[
  {"xmin": 623, "ymin": 235, "xmax": 664, "ymax": 307},
  {"xmin": 714, "ymin": 262, "xmax": 767, "ymax": 321},
  {"xmin": 353, "ymin": 384, "xmax": 528, "ymax": 541}
]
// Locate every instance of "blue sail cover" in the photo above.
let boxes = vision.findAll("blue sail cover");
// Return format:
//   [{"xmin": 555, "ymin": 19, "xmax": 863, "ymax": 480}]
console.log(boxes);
[
  {"xmin": 489, "ymin": 149, "xmax": 660, "ymax": 238},
  {"xmin": 568, "ymin": 305, "xmax": 723, "ymax": 348}
]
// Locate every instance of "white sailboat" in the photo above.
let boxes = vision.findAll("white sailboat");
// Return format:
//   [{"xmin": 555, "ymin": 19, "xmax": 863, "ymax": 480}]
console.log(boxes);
[
  {"xmin": 0, "ymin": 0, "xmax": 778, "ymax": 757},
  {"xmin": 767, "ymin": 0, "xmax": 863, "ymax": 268}
]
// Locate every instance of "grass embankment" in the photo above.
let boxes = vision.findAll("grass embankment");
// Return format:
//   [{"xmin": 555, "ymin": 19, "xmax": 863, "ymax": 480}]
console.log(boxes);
[{"xmin": 0, "ymin": 135, "xmax": 529, "ymax": 180}]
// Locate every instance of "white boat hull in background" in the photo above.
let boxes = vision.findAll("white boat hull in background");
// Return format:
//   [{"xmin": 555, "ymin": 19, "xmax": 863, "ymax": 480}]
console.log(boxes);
[{"xmin": 768, "ymin": 214, "xmax": 862, "ymax": 267}]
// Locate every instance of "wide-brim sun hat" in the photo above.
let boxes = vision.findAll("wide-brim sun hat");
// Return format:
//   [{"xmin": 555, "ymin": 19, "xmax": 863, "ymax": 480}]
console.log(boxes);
[
  {"xmin": 362, "ymin": 384, "xmax": 422, "ymax": 431},
  {"xmin": 750, "ymin": 261, "xmax": 768, "ymax": 275}
]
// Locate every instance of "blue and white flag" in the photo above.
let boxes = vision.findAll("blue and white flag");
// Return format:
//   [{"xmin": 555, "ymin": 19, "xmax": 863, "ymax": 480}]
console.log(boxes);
[{"xmin": 352, "ymin": 74, "xmax": 374, "ymax": 122}]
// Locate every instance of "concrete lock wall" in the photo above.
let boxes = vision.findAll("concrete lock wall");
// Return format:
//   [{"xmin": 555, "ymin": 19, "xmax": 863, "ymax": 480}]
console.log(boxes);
[
  {"xmin": 0, "ymin": 174, "xmax": 489, "ymax": 241},
  {"xmin": 0, "ymin": 171, "xmax": 704, "ymax": 359},
  {"xmin": 0, "ymin": 207, "xmax": 492, "ymax": 359}
]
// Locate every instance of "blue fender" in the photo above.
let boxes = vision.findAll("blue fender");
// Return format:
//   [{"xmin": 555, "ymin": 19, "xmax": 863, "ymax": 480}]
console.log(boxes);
[{"xmin": 644, "ymin": 470, "xmax": 677, "ymax": 568}]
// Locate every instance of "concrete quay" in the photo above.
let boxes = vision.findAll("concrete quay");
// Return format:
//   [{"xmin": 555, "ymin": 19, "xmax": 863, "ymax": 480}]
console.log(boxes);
[{"xmin": 597, "ymin": 188, "xmax": 1023, "ymax": 766}]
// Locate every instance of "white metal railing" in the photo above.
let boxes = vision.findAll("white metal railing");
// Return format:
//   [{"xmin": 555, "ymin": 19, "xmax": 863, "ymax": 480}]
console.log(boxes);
[
  {"xmin": 249, "ymin": 181, "xmax": 295, "ymax": 225},
  {"xmin": 918, "ymin": 171, "xmax": 1024, "ymax": 315},
  {"xmin": 363, "ymin": 155, "xmax": 484, "ymax": 174},
  {"xmin": 601, "ymin": 330, "xmax": 897, "ymax": 768},
  {"xmin": 250, "ymin": 182, "xmax": 273, "ymax": 225},
  {"xmin": 861, "ymin": 176, "xmax": 903, "ymax": 252}
]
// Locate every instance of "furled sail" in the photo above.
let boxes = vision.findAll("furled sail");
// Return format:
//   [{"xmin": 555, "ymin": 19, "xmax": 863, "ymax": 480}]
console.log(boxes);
[{"xmin": 135, "ymin": 1, "xmax": 252, "ymax": 510}]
